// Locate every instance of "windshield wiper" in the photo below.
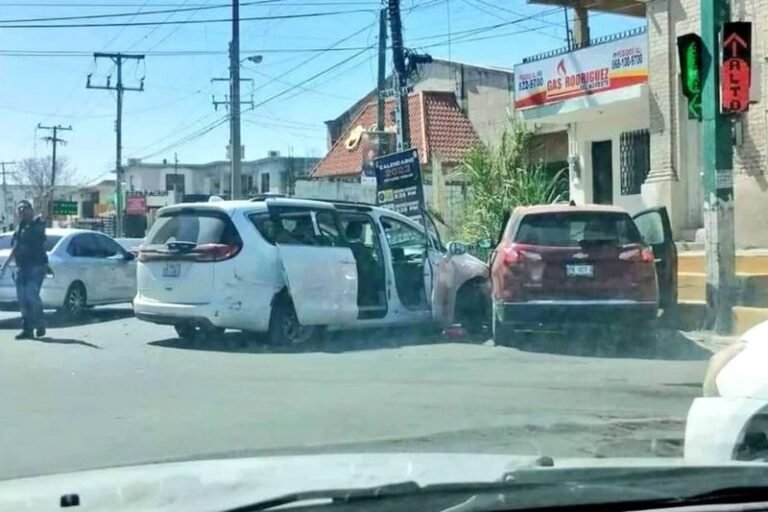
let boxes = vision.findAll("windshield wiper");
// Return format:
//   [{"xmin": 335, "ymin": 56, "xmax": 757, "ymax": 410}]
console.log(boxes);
[{"xmin": 224, "ymin": 481, "xmax": 423, "ymax": 512}]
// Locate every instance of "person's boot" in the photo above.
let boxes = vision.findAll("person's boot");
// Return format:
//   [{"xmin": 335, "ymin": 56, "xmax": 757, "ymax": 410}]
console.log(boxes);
[
  {"xmin": 35, "ymin": 327, "xmax": 46, "ymax": 338},
  {"xmin": 15, "ymin": 330, "xmax": 33, "ymax": 340}
]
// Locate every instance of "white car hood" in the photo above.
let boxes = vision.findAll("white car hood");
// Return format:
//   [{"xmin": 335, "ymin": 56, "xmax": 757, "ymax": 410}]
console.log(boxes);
[
  {"xmin": 0, "ymin": 453, "xmax": 686, "ymax": 512},
  {"xmin": 716, "ymin": 320, "xmax": 768, "ymax": 399}
]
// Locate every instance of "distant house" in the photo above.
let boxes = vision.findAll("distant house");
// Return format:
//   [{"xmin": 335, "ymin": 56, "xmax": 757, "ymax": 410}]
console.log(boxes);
[
  {"xmin": 321, "ymin": 58, "xmax": 567, "ymax": 174},
  {"xmin": 123, "ymin": 151, "xmax": 320, "ymax": 198},
  {"xmin": 312, "ymin": 91, "xmax": 482, "ymax": 179}
]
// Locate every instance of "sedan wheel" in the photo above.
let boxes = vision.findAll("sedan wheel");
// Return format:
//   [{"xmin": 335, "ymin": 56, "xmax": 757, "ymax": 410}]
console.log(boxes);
[{"xmin": 62, "ymin": 282, "xmax": 87, "ymax": 319}]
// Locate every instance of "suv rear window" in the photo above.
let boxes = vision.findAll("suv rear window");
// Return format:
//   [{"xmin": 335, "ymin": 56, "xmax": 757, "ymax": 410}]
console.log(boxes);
[
  {"xmin": 147, "ymin": 210, "xmax": 240, "ymax": 246},
  {"xmin": 514, "ymin": 212, "xmax": 642, "ymax": 247}
]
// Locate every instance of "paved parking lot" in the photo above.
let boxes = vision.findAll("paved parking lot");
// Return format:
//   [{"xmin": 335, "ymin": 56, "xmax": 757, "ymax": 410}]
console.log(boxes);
[{"xmin": 0, "ymin": 306, "xmax": 711, "ymax": 480}]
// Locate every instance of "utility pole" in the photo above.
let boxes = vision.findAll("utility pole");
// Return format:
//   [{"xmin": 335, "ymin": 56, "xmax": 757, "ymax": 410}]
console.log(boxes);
[
  {"xmin": 87, "ymin": 52, "xmax": 144, "ymax": 238},
  {"xmin": 37, "ymin": 124, "xmax": 72, "ymax": 221},
  {"xmin": 388, "ymin": 0, "xmax": 411, "ymax": 150},
  {"xmin": 230, "ymin": 0, "xmax": 243, "ymax": 199},
  {"xmin": 701, "ymin": 0, "xmax": 736, "ymax": 333},
  {"xmin": 0, "ymin": 161, "xmax": 15, "ymax": 229},
  {"xmin": 376, "ymin": 7, "xmax": 387, "ymax": 132}
]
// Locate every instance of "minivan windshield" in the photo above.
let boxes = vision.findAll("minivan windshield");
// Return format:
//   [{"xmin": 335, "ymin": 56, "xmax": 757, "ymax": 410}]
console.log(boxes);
[{"xmin": 515, "ymin": 212, "xmax": 643, "ymax": 247}]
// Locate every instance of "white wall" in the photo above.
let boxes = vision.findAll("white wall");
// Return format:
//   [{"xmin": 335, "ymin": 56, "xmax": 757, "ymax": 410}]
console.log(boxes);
[{"xmin": 569, "ymin": 106, "xmax": 650, "ymax": 215}]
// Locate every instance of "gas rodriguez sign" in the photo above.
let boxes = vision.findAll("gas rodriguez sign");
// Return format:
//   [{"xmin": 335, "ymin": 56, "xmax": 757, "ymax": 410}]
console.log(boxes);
[{"xmin": 515, "ymin": 33, "xmax": 648, "ymax": 109}]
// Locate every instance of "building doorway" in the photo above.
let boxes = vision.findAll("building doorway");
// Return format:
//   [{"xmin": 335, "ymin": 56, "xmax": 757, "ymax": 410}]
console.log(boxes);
[{"xmin": 591, "ymin": 140, "xmax": 613, "ymax": 204}]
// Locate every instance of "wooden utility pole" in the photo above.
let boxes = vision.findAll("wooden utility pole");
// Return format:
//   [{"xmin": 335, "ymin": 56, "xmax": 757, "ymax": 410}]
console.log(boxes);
[
  {"xmin": 37, "ymin": 124, "xmax": 72, "ymax": 221},
  {"xmin": 376, "ymin": 8, "xmax": 387, "ymax": 132},
  {"xmin": 701, "ymin": 0, "xmax": 736, "ymax": 333},
  {"xmin": 388, "ymin": 0, "xmax": 411, "ymax": 150},
  {"xmin": 86, "ymin": 52, "xmax": 145, "ymax": 238},
  {"xmin": 230, "ymin": 0, "xmax": 243, "ymax": 200}
]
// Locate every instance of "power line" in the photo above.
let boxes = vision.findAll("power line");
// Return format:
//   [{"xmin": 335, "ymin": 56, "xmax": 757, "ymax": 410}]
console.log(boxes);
[
  {"xmin": 137, "ymin": 45, "xmax": 372, "ymax": 159},
  {"xmin": 1, "ymin": 1, "xmax": 378, "ymax": 6},
  {"xmin": 0, "ymin": 0, "xmax": 384, "ymax": 22},
  {"xmin": 0, "ymin": 9, "xmax": 374, "ymax": 28}
]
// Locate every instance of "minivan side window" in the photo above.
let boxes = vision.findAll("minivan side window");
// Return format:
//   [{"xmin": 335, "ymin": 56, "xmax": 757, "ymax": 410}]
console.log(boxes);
[
  {"xmin": 315, "ymin": 211, "xmax": 345, "ymax": 247},
  {"xmin": 255, "ymin": 207, "xmax": 345, "ymax": 247},
  {"xmin": 380, "ymin": 216, "xmax": 426, "ymax": 258}
]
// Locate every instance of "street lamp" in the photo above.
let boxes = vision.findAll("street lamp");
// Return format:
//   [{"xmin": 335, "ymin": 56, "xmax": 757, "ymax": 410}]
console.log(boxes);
[{"xmin": 243, "ymin": 55, "xmax": 263, "ymax": 65}]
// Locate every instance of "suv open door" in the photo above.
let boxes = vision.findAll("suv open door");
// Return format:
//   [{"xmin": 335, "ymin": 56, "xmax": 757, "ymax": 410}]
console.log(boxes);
[
  {"xmin": 266, "ymin": 201, "xmax": 358, "ymax": 326},
  {"xmin": 633, "ymin": 207, "xmax": 678, "ymax": 310}
]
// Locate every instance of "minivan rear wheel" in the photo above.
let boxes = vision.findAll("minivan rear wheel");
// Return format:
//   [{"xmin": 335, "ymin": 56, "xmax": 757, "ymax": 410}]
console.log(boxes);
[{"xmin": 269, "ymin": 298, "xmax": 317, "ymax": 346}]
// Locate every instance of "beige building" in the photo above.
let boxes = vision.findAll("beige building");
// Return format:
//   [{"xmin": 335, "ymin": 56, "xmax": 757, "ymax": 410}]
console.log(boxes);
[{"xmin": 519, "ymin": 0, "xmax": 767, "ymax": 247}]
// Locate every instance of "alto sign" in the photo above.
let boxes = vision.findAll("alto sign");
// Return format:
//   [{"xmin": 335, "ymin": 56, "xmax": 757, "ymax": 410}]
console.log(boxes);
[{"xmin": 721, "ymin": 21, "xmax": 752, "ymax": 114}]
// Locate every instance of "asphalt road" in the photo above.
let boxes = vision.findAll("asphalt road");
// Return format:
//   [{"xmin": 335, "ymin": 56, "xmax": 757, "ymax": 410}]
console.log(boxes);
[{"xmin": 0, "ymin": 306, "xmax": 712, "ymax": 481}]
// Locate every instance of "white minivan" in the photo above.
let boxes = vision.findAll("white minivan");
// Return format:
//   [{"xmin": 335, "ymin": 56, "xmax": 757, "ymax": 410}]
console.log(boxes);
[{"xmin": 133, "ymin": 197, "xmax": 490, "ymax": 344}]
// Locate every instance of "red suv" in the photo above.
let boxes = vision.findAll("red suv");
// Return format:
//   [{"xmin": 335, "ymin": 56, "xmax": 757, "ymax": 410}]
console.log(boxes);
[{"xmin": 489, "ymin": 204, "xmax": 676, "ymax": 343}]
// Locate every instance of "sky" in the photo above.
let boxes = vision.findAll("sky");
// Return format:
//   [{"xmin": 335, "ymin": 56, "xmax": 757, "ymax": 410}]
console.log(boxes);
[{"xmin": 0, "ymin": 0, "xmax": 643, "ymax": 184}]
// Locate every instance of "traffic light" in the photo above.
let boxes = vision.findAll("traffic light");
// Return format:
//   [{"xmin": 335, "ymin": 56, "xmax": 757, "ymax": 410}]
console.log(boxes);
[{"xmin": 677, "ymin": 33, "xmax": 703, "ymax": 120}]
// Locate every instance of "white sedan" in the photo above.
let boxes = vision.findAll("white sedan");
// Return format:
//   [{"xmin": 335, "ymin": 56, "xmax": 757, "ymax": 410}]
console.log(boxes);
[
  {"xmin": 685, "ymin": 320, "xmax": 768, "ymax": 462},
  {"xmin": 0, "ymin": 228, "xmax": 137, "ymax": 318}
]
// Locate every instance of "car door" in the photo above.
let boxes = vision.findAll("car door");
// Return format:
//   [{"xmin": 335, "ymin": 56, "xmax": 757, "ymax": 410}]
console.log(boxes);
[
  {"xmin": 66, "ymin": 233, "xmax": 111, "ymax": 303},
  {"xmin": 266, "ymin": 203, "xmax": 358, "ymax": 326},
  {"xmin": 94, "ymin": 234, "xmax": 136, "ymax": 302},
  {"xmin": 633, "ymin": 207, "xmax": 677, "ymax": 310},
  {"xmin": 421, "ymin": 210, "xmax": 453, "ymax": 323}
]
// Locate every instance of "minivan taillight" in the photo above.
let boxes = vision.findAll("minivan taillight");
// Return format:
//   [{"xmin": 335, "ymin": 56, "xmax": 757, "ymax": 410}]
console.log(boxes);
[
  {"xmin": 138, "ymin": 243, "xmax": 240, "ymax": 262},
  {"xmin": 191, "ymin": 243, "xmax": 240, "ymax": 262}
]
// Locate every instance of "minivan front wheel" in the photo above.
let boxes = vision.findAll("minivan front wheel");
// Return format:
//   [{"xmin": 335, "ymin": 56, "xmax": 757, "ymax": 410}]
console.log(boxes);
[{"xmin": 269, "ymin": 298, "xmax": 317, "ymax": 346}]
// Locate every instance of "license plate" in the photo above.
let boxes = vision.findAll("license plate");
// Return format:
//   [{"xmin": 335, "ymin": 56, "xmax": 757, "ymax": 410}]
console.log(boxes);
[
  {"xmin": 162, "ymin": 263, "xmax": 181, "ymax": 278},
  {"xmin": 566, "ymin": 263, "xmax": 594, "ymax": 277}
]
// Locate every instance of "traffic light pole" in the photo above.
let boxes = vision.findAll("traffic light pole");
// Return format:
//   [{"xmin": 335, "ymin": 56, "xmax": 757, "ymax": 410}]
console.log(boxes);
[{"xmin": 701, "ymin": 0, "xmax": 736, "ymax": 333}]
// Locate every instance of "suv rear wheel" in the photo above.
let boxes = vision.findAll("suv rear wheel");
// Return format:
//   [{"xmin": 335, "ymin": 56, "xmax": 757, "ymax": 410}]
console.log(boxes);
[{"xmin": 268, "ymin": 296, "xmax": 318, "ymax": 346}]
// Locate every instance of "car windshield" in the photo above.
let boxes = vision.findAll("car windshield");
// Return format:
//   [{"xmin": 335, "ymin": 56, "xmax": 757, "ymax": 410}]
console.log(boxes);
[{"xmin": 0, "ymin": 2, "xmax": 757, "ymax": 506}]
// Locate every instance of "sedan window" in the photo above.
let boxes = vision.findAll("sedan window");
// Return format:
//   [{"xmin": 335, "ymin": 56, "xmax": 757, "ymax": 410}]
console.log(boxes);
[
  {"xmin": 94, "ymin": 235, "xmax": 126, "ymax": 258},
  {"xmin": 67, "ymin": 234, "xmax": 102, "ymax": 258}
]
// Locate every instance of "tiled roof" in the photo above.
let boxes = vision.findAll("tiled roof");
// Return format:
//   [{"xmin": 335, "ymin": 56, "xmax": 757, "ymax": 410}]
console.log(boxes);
[{"xmin": 311, "ymin": 91, "xmax": 481, "ymax": 178}]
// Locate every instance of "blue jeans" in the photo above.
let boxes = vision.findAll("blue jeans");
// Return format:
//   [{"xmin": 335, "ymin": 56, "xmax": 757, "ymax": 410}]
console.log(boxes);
[{"xmin": 15, "ymin": 265, "xmax": 46, "ymax": 330}]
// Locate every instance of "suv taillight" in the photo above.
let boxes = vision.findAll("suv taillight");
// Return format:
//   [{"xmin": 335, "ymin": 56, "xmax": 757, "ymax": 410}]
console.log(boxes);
[
  {"xmin": 501, "ymin": 244, "xmax": 541, "ymax": 266},
  {"xmin": 619, "ymin": 246, "xmax": 654, "ymax": 263}
]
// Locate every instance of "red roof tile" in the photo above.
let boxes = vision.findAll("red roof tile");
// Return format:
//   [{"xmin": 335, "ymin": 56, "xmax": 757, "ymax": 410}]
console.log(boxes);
[{"xmin": 311, "ymin": 91, "xmax": 481, "ymax": 178}]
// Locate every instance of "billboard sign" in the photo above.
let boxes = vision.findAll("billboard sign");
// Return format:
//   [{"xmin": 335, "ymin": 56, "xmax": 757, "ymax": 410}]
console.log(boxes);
[
  {"xmin": 373, "ymin": 148, "xmax": 425, "ymax": 221},
  {"xmin": 125, "ymin": 195, "xmax": 147, "ymax": 215},
  {"xmin": 514, "ymin": 33, "xmax": 648, "ymax": 109},
  {"xmin": 361, "ymin": 131, "xmax": 396, "ymax": 186}
]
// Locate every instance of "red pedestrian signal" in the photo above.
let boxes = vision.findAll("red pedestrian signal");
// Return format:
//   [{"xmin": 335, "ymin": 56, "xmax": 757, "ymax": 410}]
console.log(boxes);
[{"xmin": 721, "ymin": 21, "xmax": 751, "ymax": 113}]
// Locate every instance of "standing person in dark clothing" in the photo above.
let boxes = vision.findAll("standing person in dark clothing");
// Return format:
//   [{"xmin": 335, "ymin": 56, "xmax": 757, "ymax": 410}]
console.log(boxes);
[{"xmin": 0, "ymin": 200, "xmax": 48, "ymax": 339}]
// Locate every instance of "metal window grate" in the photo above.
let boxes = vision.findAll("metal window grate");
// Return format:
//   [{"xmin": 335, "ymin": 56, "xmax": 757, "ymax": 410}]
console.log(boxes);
[{"xmin": 620, "ymin": 129, "xmax": 650, "ymax": 195}]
